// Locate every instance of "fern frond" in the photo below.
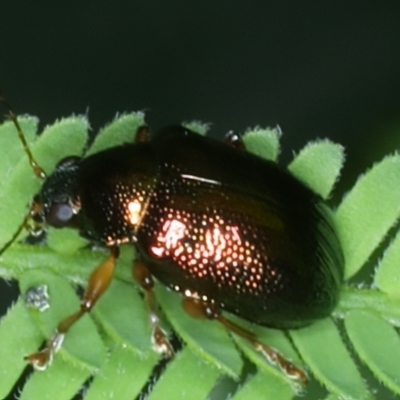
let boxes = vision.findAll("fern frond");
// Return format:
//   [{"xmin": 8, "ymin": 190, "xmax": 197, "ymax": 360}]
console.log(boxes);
[{"xmin": 1, "ymin": 115, "xmax": 400, "ymax": 399}]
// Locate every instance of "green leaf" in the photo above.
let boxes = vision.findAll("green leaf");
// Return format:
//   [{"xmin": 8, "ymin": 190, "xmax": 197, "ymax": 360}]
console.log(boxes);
[
  {"xmin": 0, "ymin": 116, "xmax": 88, "ymax": 250},
  {"xmin": 155, "ymin": 285, "xmax": 243, "ymax": 378},
  {"xmin": 147, "ymin": 347, "xmax": 220, "ymax": 400},
  {"xmin": 290, "ymin": 318, "xmax": 371, "ymax": 400},
  {"xmin": 20, "ymin": 356, "xmax": 91, "ymax": 400},
  {"xmin": 324, "ymin": 394, "xmax": 342, "ymax": 400},
  {"xmin": 0, "ymin": 243, "xmax": 101, "ymax": 281},
  {"xmin": 47, "ymin": 227, "xmax": 89, "ymax": 256},
  {"xmin": 344, "ymin": 310, "xmax": 400, "ymax": 395},
  {"xmin": 182, "ymin": 120, "xmax": 210, "ymax": 136},
  {"xmin": 0, "ymin": 300, "xmax": 43, "ymax": 399},
  {"xmin": 336, "ymin": 286, "xmax": 400, "ymax": 327},
  {"xmin": 228, "ymin": 314, "xmax": 301, "ymax": 393},
  {"xmin": 288, "ymin": 140, "xmax": 344, "ymax": 199},
  {"xmin": 86, "ymin": 112, "xmax": 145, "ymax": 156},
  {"xmin": 93, "ymin": 279, "xmax": 152, "ymax": 353},
  {"xmin": 32, "ymin": 116, "xmax": 88, "ymax": 173},
  {"xmin": 84, "ymin": 345, "xmax": 158, "ymax": 400},
  {"xmin": 336, "ymin": 155, "xmax": 400, "ymax": 279},
  {"xmin": 19, "ymin": 269, "xmax": 107, "ymax": 371},
  {"xmin": 243, "ymin": 126, "xmax": 280, "ymax": 161},
  {"xmin": 3, "ymin": 114, "xmax": 400, "ymax": 399},
  {"xmin": 232, "ymin": 370, "xmax": 294, "ymax": 400},
  {"xmin": 374, "ymin": 229, "xmax": 400, "ymax": 298},
  {"xmin": 0, "ymin": 116, "xmax": 38, "ymax": 175}
]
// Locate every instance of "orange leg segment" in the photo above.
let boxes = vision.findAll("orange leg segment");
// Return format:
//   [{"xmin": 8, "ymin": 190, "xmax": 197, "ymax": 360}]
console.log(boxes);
[
  {"xmin": 25, "ymin": 247, "xmax": 119, "ymax": 370},
  {"xmin": 132, "ymin": 261, "xmax": 174, "ymax": 357},
  {"xmin": 182, "ymin": 296, "xmax": 308, "ymax": 385}
]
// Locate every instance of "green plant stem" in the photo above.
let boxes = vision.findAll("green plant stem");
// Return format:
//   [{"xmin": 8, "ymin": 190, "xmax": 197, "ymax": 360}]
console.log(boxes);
[{"xmin": 0, "ymin": 244, "xmax": 132, "ymax": 284}]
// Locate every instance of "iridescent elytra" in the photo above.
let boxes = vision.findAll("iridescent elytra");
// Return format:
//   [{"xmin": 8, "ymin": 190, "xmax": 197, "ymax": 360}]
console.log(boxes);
[{"xmin": 0, "ymin": 110, "xmax": 344, "ymax": 383}]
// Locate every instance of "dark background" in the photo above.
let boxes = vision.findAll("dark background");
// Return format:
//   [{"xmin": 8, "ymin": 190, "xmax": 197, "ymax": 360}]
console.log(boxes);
[
  {"xmin": 1, "ymin": 2, "xmax": 400, "ymax": 164},
  {"xmin": 1, "ymin": 1, "xmax": 400, "ymax": 398}
]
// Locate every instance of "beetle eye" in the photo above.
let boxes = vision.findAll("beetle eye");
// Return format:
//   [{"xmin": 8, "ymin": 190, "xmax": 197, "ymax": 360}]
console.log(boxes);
[
  {"xmin": 47, "ymin": 203, "xmax": 74, "ymax": 227},
  {"xmin": 56, "ymin": 156, "xmax": 81, "ymax": 170}
]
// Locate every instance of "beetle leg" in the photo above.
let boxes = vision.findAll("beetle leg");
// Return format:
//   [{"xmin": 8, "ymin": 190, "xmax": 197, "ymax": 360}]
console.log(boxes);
[
  {"xmin": 0, "ymin": 200, "xmax": 45, "ymax": 256},
  {"xmin": 224, "ymin": 130, "xmax": 245, "ymax": 150},
  {"xmin": 25, "ymin": 247, "xmax": 119, "ymax": 370},
  {"xmin": 182, "ymin": 296, "xmax": 308, "ymax": 385},
  {"xmin": 132, "ymin": 260, "xmax": 174, "ymax": 357},
  {"xmin": 135, "ymin": 125, "xmax": 151, "ymax": 143}
]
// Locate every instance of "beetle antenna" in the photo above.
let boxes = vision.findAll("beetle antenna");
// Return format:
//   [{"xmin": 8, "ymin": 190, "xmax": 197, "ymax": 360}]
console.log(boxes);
[
  {"xmin": 0, "ymin": 211, "xmax": 31, "ymax": 256},
  {"xmin": 0, "ymin": 199, "xmax": 44, "ymax": 256},
  {"xmin": 0, "ymin": 93, "xmax": 46, "ymax": 179}
]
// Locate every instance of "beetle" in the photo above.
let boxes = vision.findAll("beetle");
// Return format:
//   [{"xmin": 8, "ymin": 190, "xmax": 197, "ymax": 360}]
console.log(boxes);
[{"xmin": 0, "ymin": 106, "xmax": 344, "ymax": 384}]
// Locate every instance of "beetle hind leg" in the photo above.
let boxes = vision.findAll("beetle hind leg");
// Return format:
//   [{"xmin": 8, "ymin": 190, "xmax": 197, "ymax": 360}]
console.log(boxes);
[
  {"xmin": 132, "ymin": 261, "xmax": 174, "ymax": 357},
  {"xmin": 219, "ymin": 315, "xmax": 308, "ymax": 384},
  {"xmin": 182, "ymin": 296, "xmax": 308, "ymax": 385}
]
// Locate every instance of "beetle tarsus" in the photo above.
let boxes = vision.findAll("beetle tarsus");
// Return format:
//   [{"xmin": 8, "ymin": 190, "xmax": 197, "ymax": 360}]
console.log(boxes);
[
  {"xmin": 220, "ymin": 314, "xmax": 307, "ymax": 384},
  {"xmin": 152, "ymin": 325, "xmax": 174, "ymax": 357},
  {"xmin": 25, "ymin": 332, "xmax": 64, "ymax": 370},
  {"xmin": 255, "ymin": 342, "xmax": 308, "ymax": 385},
  {"xmin": 25, "ymin": 348, "xmax": 53, "ymax": 371},
  {"xmin": 224, "ymin": 130, "xmax": 245, "ymax": 150}
]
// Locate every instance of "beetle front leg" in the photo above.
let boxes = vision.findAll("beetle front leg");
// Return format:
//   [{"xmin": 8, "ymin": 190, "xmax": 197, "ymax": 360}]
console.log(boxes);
[
  {"xmin": 224, "ymin": 130, "xmax": 245, "ymax": 150},
  {"xmin": 134, "ymin": 125, "xmax": 151, "ymax": 143},
  {"xmin": 25, "ymin": 247, "xmax": 119, "ymax": 370},
  {"xmin": 132, "ymin": 260, "xmax": 174, "ymax": 357},
  {"xmin": 182, "ymin": 296, "xmax": 308, "ymax": 385}
]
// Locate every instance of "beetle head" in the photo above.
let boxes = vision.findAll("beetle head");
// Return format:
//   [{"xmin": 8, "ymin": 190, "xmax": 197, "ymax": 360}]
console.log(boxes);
[{"xmin": 33, "ymin": 156, "xmax": 82, "ymax": 231}]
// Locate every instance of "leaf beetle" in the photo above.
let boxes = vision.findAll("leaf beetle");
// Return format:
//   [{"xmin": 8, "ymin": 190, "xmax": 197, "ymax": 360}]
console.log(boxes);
[{"xmin": 0, "ymin": 102, "xmax": 344, "ymax": 385}]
